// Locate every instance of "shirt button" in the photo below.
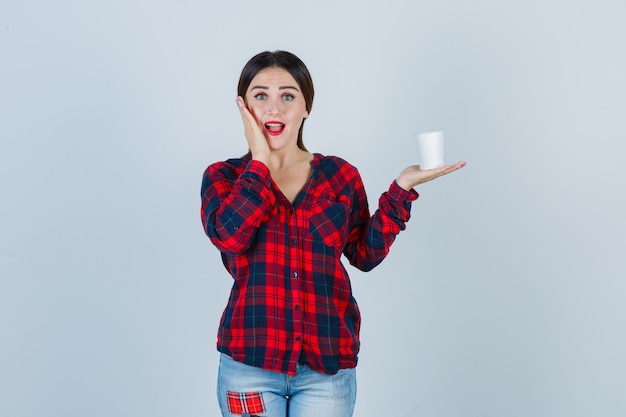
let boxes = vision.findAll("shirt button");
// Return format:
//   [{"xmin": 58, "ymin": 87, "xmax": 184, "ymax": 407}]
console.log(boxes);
[
  {"xmin": 291, "ymin": 238, "xmax": 297, "ymax": 245},
  {"xmin": 295, "ymin": 305, "xmax": 300, "ymax": 310},
  {"xmin": 295, "ymin": 336, "xmax": 301, "ymax": 341},
  {"xmin": 292, "ymin": 272, "xmax": 298, "ymax": 278}
]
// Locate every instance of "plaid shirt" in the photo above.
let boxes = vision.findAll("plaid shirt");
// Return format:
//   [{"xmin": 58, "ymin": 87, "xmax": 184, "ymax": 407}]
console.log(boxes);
[{"xmin": 200, "ymin": 153, "xmax": 418, "ymax": 376}]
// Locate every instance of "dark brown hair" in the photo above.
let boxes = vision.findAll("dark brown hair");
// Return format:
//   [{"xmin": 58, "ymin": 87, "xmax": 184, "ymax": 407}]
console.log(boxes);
[{"xmin": 238, "ymin": 51, "xmax": 314, "ymax": 151}]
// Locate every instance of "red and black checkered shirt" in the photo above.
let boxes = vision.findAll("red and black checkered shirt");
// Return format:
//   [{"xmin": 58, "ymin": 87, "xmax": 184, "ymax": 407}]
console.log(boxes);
[{"xmin": 200, "ymin": 153, "xmax": 418, "ymax": 376}]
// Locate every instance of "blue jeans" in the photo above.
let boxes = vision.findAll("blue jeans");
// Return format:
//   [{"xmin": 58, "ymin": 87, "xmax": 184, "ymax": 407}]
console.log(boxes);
[{"xmin": 217, "ymin": 353, "xmax": 357, "ymax": 417}]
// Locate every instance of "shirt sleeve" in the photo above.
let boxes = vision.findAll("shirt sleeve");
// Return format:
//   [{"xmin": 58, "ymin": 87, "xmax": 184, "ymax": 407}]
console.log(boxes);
[
  {"xmin": 343, "ymin": 175, "xmax": 419, "ymax": 272},
  {"xmin": 201, "ymin": 159, "xmax": 276, "ymax": 254}
]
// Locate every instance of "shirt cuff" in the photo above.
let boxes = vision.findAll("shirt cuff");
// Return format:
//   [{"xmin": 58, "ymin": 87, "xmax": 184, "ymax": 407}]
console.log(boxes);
[
  {"xmin": 243, "ymin": 159, "xmax": 272, "ymax": 185},
  {"xmin": 390, "ymin": 180, "xmax": 419, "ymax": 202}
]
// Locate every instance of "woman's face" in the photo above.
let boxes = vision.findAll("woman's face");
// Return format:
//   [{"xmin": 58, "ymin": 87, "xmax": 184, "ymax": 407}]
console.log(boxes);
[{"xmin": 244, "ymin": 67, "xmax": 309, "ymax": 150}]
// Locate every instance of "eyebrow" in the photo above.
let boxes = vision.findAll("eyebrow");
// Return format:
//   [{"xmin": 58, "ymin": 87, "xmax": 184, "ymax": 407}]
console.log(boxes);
[{"xmin": 250, "ymin": 85, "xmax": 300, "ymax": 91}]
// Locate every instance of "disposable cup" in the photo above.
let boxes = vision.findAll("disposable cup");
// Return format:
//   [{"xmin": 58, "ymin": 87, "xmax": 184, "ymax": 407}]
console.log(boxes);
[{"xmin": 414, "ymin": 130, "xmax": 444, "ymax": 169}]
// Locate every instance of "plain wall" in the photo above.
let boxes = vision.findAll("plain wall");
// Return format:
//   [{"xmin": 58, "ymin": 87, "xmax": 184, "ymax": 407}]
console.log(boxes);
[{"xmin": 1, "ymin": 1, "xmax": 625, "ymax": 416}]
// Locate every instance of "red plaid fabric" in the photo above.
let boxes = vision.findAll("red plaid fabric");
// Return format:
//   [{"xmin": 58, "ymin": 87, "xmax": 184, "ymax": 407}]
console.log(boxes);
[
  {"xmin": 201, "ymin": 153, "xmax": 418, "ymax": 376},
  {"xmin": 227, "ymin": 391, "xmax": 265, "ymax": 415}
]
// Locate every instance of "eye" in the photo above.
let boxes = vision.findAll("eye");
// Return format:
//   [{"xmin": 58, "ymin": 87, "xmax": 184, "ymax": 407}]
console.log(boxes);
[
  {"xmin": 254, "ymin": 93, "xmax": 267, "ymax": 100},
  {"xmin": 282, "ymin": 94, "xmax": 295, "ymax": 101}
]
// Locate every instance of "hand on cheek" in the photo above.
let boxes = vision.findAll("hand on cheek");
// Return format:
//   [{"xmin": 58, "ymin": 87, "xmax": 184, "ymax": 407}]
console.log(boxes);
[{"xmin": 236, "ymin": 96, "xmax": 270, "ymax": 164}]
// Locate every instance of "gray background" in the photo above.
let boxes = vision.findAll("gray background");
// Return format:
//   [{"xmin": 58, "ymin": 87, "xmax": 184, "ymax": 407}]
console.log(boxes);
[{"xmin": 1, "ymin": 1, "xmax": 625, "ymax": 416}]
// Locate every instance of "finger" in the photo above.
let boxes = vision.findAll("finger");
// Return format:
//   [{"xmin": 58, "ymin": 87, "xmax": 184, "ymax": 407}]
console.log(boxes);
[
  {"xmin": 236, "ymin": 96, "xmax": 246, "ymax": 111},
  {"xmin": 236, "ymin": 97, "xmax": 255, "ymax": 123},
  {"xmin": 446, "ymin": 161, "xmax": 467, "ymax": 171},
  {"xmin": 435, "ymin": 161, "xmax": 466, "ymax": 173},
  {"xmin": 433, "ymin": 161, "xmax": 466, "ymax": 179},
  {"xmin": 423, "ymin": 161, "xmax": 466, "ymax": 181},
  {"xmin": 236, "ymin": 97, "xmax": 260, "ymax": 130}
]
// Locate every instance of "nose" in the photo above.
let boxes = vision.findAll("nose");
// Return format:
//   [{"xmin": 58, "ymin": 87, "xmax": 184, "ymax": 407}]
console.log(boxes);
[{"xmin": 265, "ymin": 97, "xmax": 282, "ymax": 115}]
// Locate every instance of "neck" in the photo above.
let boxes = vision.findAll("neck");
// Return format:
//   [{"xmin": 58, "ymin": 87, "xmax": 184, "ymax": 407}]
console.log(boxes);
[{"xmin": 268, "ymin": 146, "xmax": 310, "ymax": 170}]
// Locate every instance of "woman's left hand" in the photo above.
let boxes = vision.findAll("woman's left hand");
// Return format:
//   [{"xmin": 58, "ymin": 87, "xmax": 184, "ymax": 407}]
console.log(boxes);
[{"xmin": 396, "ymin": 161, "xmax": 466, "ymax": 191}]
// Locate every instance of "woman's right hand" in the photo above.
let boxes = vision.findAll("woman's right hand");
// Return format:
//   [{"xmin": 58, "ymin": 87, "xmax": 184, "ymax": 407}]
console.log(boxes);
[{"xmin": 236, "ymin": 96, "xmax": 270, "ymax": 165}]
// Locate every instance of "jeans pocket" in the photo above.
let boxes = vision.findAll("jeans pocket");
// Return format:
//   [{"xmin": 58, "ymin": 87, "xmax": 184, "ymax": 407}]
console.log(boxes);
[{"xmin": 331, "ymin": 367, "xmax": 357, "ymax": 400}]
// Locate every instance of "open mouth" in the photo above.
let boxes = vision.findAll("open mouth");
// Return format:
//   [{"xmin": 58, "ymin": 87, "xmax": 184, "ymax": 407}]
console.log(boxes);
[{"xmin": 264, "ymin": 121, "xmax": 285, "ymax": 136}]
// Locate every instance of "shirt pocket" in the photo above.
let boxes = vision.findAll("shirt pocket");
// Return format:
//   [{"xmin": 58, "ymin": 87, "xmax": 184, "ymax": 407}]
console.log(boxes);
[{"xmin": 308, "ymin": 198, "xmax": 349, "ymax": 249}]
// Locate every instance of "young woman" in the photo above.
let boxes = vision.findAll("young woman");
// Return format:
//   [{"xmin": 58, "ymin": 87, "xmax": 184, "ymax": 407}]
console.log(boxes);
[{"xmin": 201, "ymin": 50, "xmax": 465, "ymax": 417}]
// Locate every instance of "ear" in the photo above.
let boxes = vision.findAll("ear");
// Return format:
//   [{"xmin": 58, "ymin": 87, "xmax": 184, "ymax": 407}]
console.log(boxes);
[{"xmin": 303, "ymin": 110, "xmax": 309, "ymax": 119}]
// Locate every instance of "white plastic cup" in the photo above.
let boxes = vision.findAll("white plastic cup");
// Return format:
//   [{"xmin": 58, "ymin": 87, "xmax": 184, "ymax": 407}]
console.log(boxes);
[{"xmin": 414, "ymin": 130, "xmax": 445, "ymax": 169}]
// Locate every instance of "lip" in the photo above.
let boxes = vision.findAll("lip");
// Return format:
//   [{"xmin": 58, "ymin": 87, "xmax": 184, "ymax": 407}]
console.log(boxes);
[{"xmin": 264, "ymin": 120, "xmax": 285, "ymax": 137}]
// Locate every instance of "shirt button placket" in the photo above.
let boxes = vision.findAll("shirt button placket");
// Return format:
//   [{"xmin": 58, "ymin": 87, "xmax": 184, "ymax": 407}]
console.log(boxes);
[
  {"xmin": 288, "ymin": 211, "xmax": 299, "ymax": 281},
  {"xmin": 288, "ymin": 207, "xmax": 303, "ymax": 366}
]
